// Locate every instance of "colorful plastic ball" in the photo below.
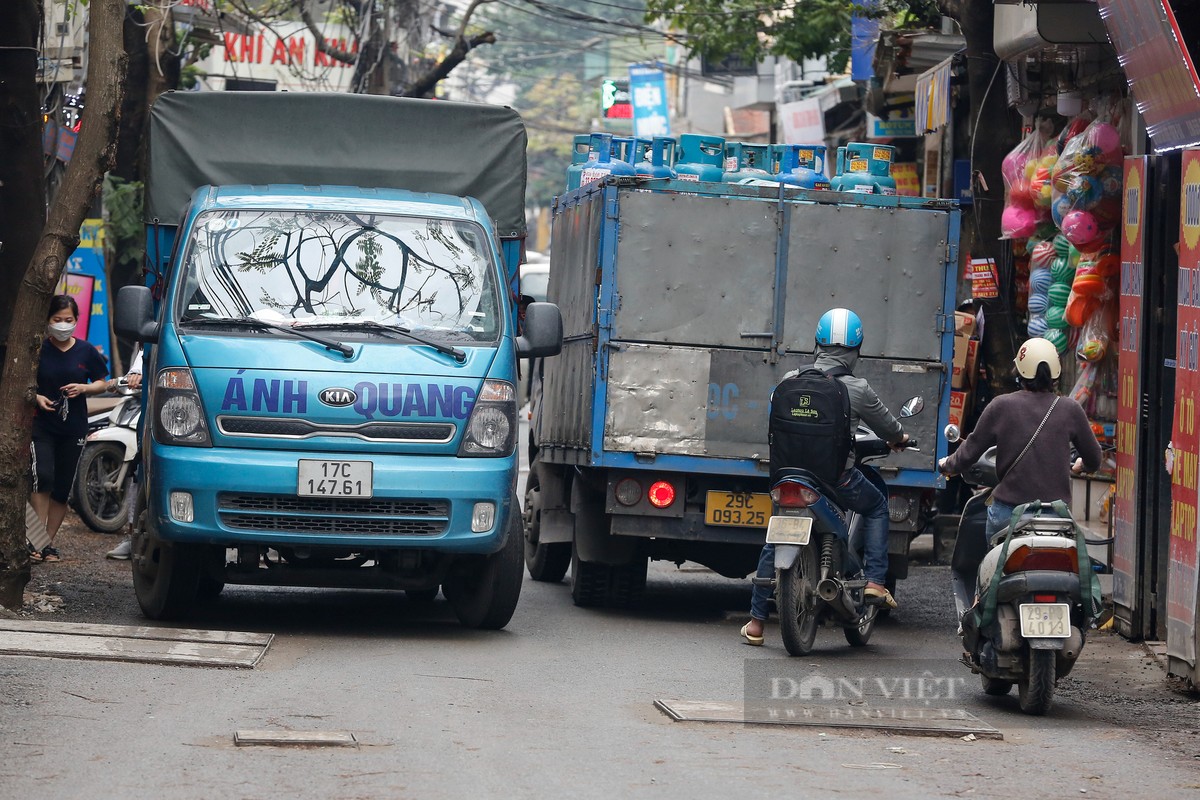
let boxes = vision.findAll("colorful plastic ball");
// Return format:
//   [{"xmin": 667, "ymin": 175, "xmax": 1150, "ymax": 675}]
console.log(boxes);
[
  {"xmin": 1028, "ymin": 315, "xmax": 1050, "ymax": 337},
  {"xmin": 1089, "ymin": 123, "xmax": 1123, "ymax": 165},
  {"xmin": 1044, "ymin": 327, "xmax": 1069, "ymax": 353},
  {"xmin": 1066, "ymin": 175, "xmax": 1103, "ymax": 209},
  {"xmin": 1030, "ymin": 240, "xmax": 1056, "ymax": 269},
  {"xmin": 1051, "ymin": 258, "xmax": 1076, "ymax": 284},
  {"xmin": 1051, "ymin": 195, "xmax": 1074, "ymax": 227},
  {"xmin": 1046, "ymin": 305, "xmax": 1068, "ymax": 329},
  {"xmin": 1002, "ymin": 204, "xmax": 1039, "ymax": 238},
  {"xmin": 1028, "ymin": 292, "xmax": 1049, "ymax": 315},
  {"xmin": 1053, "ymin": 234, "xmax": 1072, "ymax": 258},
  {"xmin": 1048, "ymin": 282, "xmax": 1072, "ymax": 307},
  {"xmin": 1002, "ymin": 150, "xmax": 1025, "ymax": 184},
  {"xmin": 1100, "ymin": 165, "xmax": 1123, "ymax": 197},
  {"xmin": 1078, "ymin": 338, "xmax": 1106, "ymax": 362},
  {"xmin": 1030, "ymin": 267, "xmax": 1053, "ymax": 294},
  {"xmin": 1062, "ymin": 210, "xmax": 1101, "ymax": 246}
]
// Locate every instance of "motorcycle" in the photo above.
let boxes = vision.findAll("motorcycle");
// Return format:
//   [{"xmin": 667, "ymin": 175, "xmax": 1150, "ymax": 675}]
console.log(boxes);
[
  {"xmin": 72, "ymin": 378, "xmax": 141, "ymax": 533},
  {"xmin": 763, "ymin": 396, "xmax": 923, "ymax": 655},
  {"xmin": 945, "ymin": 423, "xmax": 1108, "ymax": 715}
]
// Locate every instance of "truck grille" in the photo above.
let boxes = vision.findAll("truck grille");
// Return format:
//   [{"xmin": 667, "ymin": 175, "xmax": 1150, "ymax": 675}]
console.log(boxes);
[
  {"xmin": 217, "ymin": 416, "xmax": 455, "ymax": 443},
  {"xmin": 217, "ymin": 493, "xmax": 449, "ymax": 536}
]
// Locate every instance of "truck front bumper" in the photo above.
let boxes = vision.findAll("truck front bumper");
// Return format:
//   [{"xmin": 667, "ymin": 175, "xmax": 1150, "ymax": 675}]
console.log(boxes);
[{"xmin": 147, "ymin": 445, "xmax": 516, "ymax": 555}]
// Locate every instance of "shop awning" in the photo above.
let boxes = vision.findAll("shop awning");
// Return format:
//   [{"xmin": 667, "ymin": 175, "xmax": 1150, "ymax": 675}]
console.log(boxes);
[{"xmin": 914, "ymin": 55, "xmax": 953, "ymax": 134}]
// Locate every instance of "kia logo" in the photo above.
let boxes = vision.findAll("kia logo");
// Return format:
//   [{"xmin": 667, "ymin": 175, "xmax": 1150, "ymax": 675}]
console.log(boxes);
[{"xmin": 319, "ymin": 387, "xmax": 357, "ymax": 407}]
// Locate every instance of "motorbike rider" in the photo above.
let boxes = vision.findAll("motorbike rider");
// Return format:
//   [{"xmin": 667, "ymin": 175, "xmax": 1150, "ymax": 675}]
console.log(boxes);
[
  {"xmin": 103, "ymin": 347, "xmax": 142, "ymax": 560},
  {"xmin": 938, "ymin": 337, "xmax": 1102, "ymax": 542},
  {"xmin": 741, "ymin": 308, "xmax": 909, "ymax": 645}
]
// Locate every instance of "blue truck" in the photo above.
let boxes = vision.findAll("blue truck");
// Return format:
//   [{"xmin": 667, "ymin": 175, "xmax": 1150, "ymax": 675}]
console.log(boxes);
[
  {"xmin": 526, "ymin": 176, "xmax": 960, "ymax": 606},
  {"xmin": 115, "ymin": 92, "xmax": 561, "ymax": 627}
]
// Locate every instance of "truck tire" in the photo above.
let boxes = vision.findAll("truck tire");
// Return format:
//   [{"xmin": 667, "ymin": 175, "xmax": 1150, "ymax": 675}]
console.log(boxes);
[
  {"xmin": 523, "ymin": 469, "xmax": 570, "ymax": 582},
  {"xmin": 607, "ymin": 556, "xmax": 648, "ymax": 608},
  {"xmin": 1017, "ymin": 649, "xmax": 1056, "ymax": 715},
  {"xmin": 570, "ymin": 541, "xmax": 611, "ymax": 607},
  {"xmin": 130, "ymin": 487, "xmax": 201, "ymax": 620},
  {"xmin": 446, "ymin": 500, "xmax": 524, "ymax": 630},
  {"xmin": 74, "ymin": 442, "xmax": 131, "ymax": 533}
]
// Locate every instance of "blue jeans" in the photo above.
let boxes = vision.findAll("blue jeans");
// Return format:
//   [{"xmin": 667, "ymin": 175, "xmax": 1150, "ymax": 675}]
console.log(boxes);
[
  {"xmin": 749, "ymin": 466, "xmax": 891, "ymax": 620},
  {"xmin": 986, "ymin": 499, "xmax": 1017, "ymax": 542}
]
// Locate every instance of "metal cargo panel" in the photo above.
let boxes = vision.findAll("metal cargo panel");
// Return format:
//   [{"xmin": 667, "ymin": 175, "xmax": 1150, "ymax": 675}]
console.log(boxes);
[
  {"xmin": 612, "ymin": 191, "xmax": 778, "ymax": 348},
  {"xmin": 782, "ymin": 203, "xmax": 950, "ymax": 361},
  {"xmin": 604, "ymin": 343, "xmax": 941, "ymax": 473},
  {"xmin": 539, "ymin": 193, "xmax": 604, "ymax": 453}
]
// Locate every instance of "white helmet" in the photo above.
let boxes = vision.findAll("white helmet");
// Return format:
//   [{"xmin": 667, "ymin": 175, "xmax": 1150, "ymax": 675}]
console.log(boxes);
[{"xmin": 1014, "ymin": 337, "xmax": 1061, "ymax": 380}]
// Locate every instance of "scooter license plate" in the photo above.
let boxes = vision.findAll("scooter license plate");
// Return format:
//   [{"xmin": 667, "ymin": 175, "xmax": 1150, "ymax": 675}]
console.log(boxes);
[
  {"xmin": 765, "ymin": 515, "xmax": 812, "ymax": 545},
  {"xmin": 1018, "ymin": 603, "xmax": 1071, "ymax": 638},
  {"xmin": 297, "ymin": 459, "xmax": 373, "ymax": 498}
]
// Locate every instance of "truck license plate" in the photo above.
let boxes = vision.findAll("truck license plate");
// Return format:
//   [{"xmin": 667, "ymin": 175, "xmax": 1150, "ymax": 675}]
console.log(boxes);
[
  {"xmin": 1018, "ymin": 603, "xmax": 1071, "ymax": 638},
  {"xmin": 704, "ymin": 491, "xmax": 771, "ymax": 527},
  {"xmin": 766, "ymin": 515, "xmax": 813, "ymax": 545},
  {"xmin": 298, "ymin": 459, "xmax": 373, "ymax": 498}
]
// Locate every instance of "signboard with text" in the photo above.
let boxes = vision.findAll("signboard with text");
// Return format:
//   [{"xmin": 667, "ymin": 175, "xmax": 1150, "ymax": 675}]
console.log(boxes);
[
  {"xmin": 1113, "ymin": 157, "xmax": 1148, "ymax": 628},
  {"xmin": 779, "ymin": 98, "xmax": 825, "ymax": 145},
  {"xmin": 629, "ymin": 66, "xmax": 670, "ymax": 138},
  {"xmin": 1168, "ymin": 150, "xmax": 1200, "ymax": 667}
]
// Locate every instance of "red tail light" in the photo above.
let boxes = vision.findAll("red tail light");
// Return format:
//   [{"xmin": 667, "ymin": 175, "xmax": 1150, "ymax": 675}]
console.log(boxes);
[
  {"xmin": 1033, "ymin": 594, "xmax": 1059, "ymax": 603},
  {"xmin": 647, "ymin": 481, "xmax": 676, "ymax": 508},
  {"xmin": 1003, "ymin": 546, "xmax": 1076, "ymax": 574},
  {"xmin": 770, "ymin": 482, "xmax": 821, "ymax": 508}
]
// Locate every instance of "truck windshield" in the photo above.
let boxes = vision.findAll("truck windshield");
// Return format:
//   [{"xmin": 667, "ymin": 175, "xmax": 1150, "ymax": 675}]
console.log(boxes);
[{"xmin": 176, "ymin": 210, "xmax": 501, "ymax": 342}]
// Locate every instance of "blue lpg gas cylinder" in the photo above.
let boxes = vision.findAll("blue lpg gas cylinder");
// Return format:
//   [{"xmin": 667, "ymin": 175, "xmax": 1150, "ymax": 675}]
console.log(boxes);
[
  {"xmin": 612, "ymin": 137, "xmax": 639, "ymax": 168},
  {"xmin": 674, "ymin": 133, "xmax": 726, "ymax": 182},
  {"xmin": 630, "ymin": 137, "xmax": 653, "ymax": 166},
  {"xmin": 578, "ymin": 132, "xmax": 636, "ymax": 187},
  {"xmin": 722, "ymin": 142, "xmax": 775, "ymax": 184},
  {"xmin": 867, "ymin": 143, "xmax": 897, "ymax": 195},
  {"xmin": 634, "ymin": 136, "xmax": 677, "ymax": 179},
  {"xmin": 844, "ymin": 142, "xmax": 897, "ymax": 195},
  {"xmin": 565, "ymin": 134, "xmax": 594, "ymax": 191},
  {"xmin": 830, "ymin": 146, "xmax": 848, "ymax": 191},
  {"xmin": 771, "ymin": 144, "xmax": 830, "ymax": 190},
  {"xmin": 795, "ymin": 144, "xmax": 828, "ymax": 178}
]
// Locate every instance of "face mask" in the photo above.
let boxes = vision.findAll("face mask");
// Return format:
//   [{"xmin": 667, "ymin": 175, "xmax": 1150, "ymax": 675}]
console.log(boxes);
[{"xmin": 47, "ymin": 321, "xmax": 75, "ymax": 342}]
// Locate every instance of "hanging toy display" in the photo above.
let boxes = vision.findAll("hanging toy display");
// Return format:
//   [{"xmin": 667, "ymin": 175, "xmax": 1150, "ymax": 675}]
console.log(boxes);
[
  {"xmin": 1000, "ymin": 123, "xmax": 1052, "ymax": 239},
  {"xmin": 1050, "ymin": 98, "xmax": 1125, "ymax": 246}
]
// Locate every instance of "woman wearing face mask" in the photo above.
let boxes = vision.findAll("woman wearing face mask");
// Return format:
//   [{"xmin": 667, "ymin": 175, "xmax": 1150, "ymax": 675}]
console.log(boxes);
[{"xmin": 29, "ymin": 295, "xmax": 109, "ymax": 562}]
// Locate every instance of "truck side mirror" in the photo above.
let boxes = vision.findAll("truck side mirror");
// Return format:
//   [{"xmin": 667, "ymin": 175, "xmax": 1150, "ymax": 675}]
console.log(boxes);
[
  {"xmin": 115, "ymin": 285, "xmax": 160, "ymax": 343},
  {"xmin": 517, "ymin": 302, "xmax": 563, "ymax": 358}
]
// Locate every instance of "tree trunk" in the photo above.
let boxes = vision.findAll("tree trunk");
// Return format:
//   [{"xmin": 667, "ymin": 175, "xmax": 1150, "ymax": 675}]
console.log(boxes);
[{"xmin": 0, "ymin": 0, "xmax": 127, "ymax": 609}]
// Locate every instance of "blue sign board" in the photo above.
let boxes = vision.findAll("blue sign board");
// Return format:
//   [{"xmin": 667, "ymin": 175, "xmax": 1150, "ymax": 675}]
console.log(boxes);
[
  {"xmin": 628, "ymin": 65, "xmax": 671, "ymax": 138},
  {"xmin": 850, "ymin": 2, "xmax": 881, "ymax": 82}
]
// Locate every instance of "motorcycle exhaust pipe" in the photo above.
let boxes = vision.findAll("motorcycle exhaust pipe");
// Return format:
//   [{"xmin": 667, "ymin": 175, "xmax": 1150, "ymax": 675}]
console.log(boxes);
[{"xmin": 817, "ymin": 577, "xmax": 859, "ymax": 621}]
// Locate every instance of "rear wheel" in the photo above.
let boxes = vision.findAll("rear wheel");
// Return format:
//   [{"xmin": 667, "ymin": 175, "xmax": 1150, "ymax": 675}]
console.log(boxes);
[
  {"xmin": 74, "ymin": 442, "xmax": 131, "ymax": 533},
  {"xmin": 1017, "ymin": 649, "xmax": 1056, "ymax": 715},
  {"xmin": 523, "ymin": 470, "xmax": 570, "ymax": 582},
  {"xmin": 446, "ymin": 500, "xmax": 525, "ymax": 630},
  {"xmin": 981, "ymin": 675, "xmax": 1013, "ymax": 696},
  {"xmin": 843, "ymin": 605, "xmax": 878, "ymax": 647},
  {"xmin": 570, "ymin": 541, "xmax": 611, "ymax": 607},
  {"xmin": 130, "ymin": 487, "xmax": 201, "ymax": 620},
  {"xmin": 607, "ymin": 556, "xmax": 648, "ymax": 608},
  {"xmin": 777, "ymin": 544, "xmax": 820, "ymax": 656}
]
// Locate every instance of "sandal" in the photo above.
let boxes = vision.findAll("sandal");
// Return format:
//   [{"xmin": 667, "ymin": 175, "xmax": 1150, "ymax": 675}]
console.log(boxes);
[
  {"xmin": 740, "ymin": 622, "xmax": 765, "ymax": 647},
  {"xmin": 39, "ymin": 546, "xmax": 61, "ymax": 563},
  {"xmin": 27, "ymin": 542, "xmax": 43, "ymax": 563}
]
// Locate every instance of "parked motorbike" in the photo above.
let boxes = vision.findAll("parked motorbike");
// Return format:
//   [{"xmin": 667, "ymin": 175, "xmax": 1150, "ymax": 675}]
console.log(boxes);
[
  {"xmin": 764, "ymin": 396, "xmax": 923, "ymax": 655},
  {"xmin": 945, "ymin": 423, "xmax": 1108, "ymax": 715},
  {"xmin": 72, "ymin": 378, "xmax": 141, "ymax": 533}
]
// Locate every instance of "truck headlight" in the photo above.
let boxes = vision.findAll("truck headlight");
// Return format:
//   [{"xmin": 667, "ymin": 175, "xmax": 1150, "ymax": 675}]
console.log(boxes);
[
  {"xmin": 458, "ymin": 380, "xmax": 516, "ymax": 457},
  {"xmin": 153, "ymin": 368, "xmax": 211, "ymax": 447}
]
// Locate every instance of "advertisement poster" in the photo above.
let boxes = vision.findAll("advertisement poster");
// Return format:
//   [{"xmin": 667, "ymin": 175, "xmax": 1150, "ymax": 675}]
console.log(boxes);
[
  {"xmin": 969, "ymin": 257, "xmax": 1000, "ymax": 300},
  {"xmin": 1167, "ymin": 150, "xmax": 1200, "ymax": 666},
  {"xmin": 779, "ymin": 98, "xmax": 825, "ymax": 145},
  {"xmin": 628, "ymin": 66, "xmax": 670, "ymax": 139},
  {"xmin": 54, "ymin": 218, "xmax": 112, "ymax": 361},
  {"xmin": 1113, "ymin": 157, "xmax": 1147, "ymax": 623}
]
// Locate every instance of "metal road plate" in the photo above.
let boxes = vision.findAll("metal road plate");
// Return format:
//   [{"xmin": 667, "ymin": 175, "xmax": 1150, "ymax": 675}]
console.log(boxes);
[
  {"xmin": 0, "ymin": 620, "xmax": 273, "ymax": 668},
  {"xmin": 765, "ymin": 515, "xmax": 812, "ymax": 545},
  {"xmin": 1018, "ymin": 603, "xmax": 1071, "ymax": 638},
  {"xmin": 234, "ymin": 730, "xmax": 358, "ymax": 747},
  {"xmin": 298, "ymin": 459, "xmax": 373, "ymax": 498},
  {"xmin": 704, "ymin": 491, "xmax": 770, "ymax": 528}
]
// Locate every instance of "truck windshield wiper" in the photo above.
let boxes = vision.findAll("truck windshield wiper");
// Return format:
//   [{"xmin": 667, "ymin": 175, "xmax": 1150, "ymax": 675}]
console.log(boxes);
[
  {"xmin": 300, "ymin": 320, "xmax": 466, "ymax": 362},
  {"xmin": 180, "ymin": 316, "xmax": 353, "ymax": 358}
]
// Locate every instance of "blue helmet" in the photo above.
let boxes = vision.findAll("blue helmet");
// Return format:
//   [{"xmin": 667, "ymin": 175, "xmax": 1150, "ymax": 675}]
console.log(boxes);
[{"xmin": 815, "ymin": 308, "xmax": 863, "ymax": 348}]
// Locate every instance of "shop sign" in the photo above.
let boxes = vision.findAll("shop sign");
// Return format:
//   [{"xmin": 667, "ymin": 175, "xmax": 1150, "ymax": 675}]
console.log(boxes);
[
  {"xmin": 779, "ymin": 98, "xmax": 825, "ymax": 145},
  {"xmin": 866, "ymin": 97, "xmax": 917, "ymax": 138},
  {"xmin": 892, "ymin": 163, "xmax": 920, "ymax": 197},
  {"xmin": 969, "ymin": 257, "xmax": 999, "ymax": 300},
  {"xmin": 1167, "ymin": 149, "xmax": 1200, "ymax": 666},
  {"xmin": 1098, "ymin": 0, "xmax": 1200, "ymax": 152},
  {"xmin": 1113, "ymin": 156, "xmax": 1147, "ymax": 618},
  {"xmin": 914, "ymin": 56, "xmax": 952, "ymax": 134},
  {"xmin": 629, "ymin": 66, "xmax": 670, "ymax": 138},
  {"xmin": 55, "ymin": 219, "xmax": 111, "ymax": 361}
]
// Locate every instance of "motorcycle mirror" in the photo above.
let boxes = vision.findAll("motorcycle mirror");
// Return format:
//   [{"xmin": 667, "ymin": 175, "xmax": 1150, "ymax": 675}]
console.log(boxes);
[
  {"xmin": 944, "ymin": 423, "xmax": 961, "ymax": 443},
  {"xmin": 899, "ymin": 396, "xmax": 924, "ymax": 418}
]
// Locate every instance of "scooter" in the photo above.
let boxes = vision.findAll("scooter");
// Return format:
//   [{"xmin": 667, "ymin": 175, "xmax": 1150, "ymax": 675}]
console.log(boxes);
[
  {"xmin": 945, "ymin": 423, "xmax": 1107, "ymax": 715},
  {"xmin": 764, "ymin": 396, "xmax": 923, "ymax": 655},
  {"xmin": 72, "ymin": 377, "xmax": 141, "ymax": 533}
]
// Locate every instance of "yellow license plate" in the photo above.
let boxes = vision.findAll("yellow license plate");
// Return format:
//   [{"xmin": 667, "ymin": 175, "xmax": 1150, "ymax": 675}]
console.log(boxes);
[{"xmin": 705, "ymin": 491, "xmax": 771, "ymax": 528}]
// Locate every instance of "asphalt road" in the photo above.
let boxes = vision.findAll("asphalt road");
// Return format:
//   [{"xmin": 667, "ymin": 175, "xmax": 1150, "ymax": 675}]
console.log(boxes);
[{"xmin": 2, "ymin": 420, "xmax": 1198, "ymax": 799}]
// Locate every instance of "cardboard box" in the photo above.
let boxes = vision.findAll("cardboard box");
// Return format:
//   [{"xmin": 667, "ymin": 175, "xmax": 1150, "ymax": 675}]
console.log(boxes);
[
  {"xmin": 949, "ymin": 390, "xmax": 970, "ymax": 429},
  {"xmin": 955, "ymin": 311, "xmax": 976, "ymax": 338},
  {"xmin": 964, "ymin": 339, "xmax": 979, "ymax": 390}
]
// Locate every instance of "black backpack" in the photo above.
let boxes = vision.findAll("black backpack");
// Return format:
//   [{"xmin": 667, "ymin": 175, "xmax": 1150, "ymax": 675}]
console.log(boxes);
[{"xmin": 769, "ymin": 366, "xmax": 853, "ymax": 486}]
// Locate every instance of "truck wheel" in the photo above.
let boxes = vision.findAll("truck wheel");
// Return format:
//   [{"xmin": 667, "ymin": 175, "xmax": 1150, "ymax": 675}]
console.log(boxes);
[
  {"xmin": 777, "ymin": 545, "xmax": 820, "ymax": 656},
  {"xmin": 130, "ymin": 487, "xmax": 201, "ymax": 620},
  {"xmin": 607, "ymin": 557, "xmax": 647, "ymax": 608},
  {"xmin": 74, "ymin": 442, "xmax": 130, "ymax": 533},
  {"xmin": 570, "ymin": 541, "xmax": 611, "ymax": 607},
  {"xmin": 1017, "ymin": 649, "xmax": 1056, "ymax": 715},
  {"xmin": 446, "ymin": 500, "xmax": 524, "ymax": 630},
  {"xmin": 523, "ymin": 470, "xmax": 570, "ymax": 582}
]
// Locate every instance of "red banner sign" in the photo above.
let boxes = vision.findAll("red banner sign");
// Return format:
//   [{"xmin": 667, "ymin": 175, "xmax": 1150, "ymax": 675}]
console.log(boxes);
[
  {"xmin": 1167, "ymin": 150, "xmax": 1200, "ymax": 666},
  {"xmin": 1113, "ymin": 157, "xmax": 1147, "ymax": 617},
  {"xmin": 969, "ymin": 257, "xmax": 999, "ymax": 300}
]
